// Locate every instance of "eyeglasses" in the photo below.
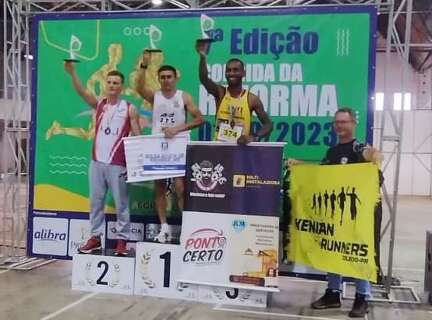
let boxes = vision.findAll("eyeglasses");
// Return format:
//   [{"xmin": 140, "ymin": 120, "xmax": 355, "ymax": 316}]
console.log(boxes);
[{"xmin": 333, "ymin": 120, "xmax": 354, "ymax": 125}]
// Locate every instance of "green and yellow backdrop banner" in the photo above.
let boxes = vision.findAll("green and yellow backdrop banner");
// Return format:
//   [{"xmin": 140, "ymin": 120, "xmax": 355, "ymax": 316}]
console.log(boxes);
[{"xmin": 28, "ymin": 6, "xmax": 376, "ymax": 258}]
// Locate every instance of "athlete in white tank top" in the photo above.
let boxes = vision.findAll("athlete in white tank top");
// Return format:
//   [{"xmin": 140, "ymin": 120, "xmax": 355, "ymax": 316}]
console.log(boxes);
[
  {"xmin": 136, "ymin": 59, "xmax": 204, "ymax": 244},
  {"xmin": 151, "ymin": 90, "xmax": 186, "ymax": 134}
]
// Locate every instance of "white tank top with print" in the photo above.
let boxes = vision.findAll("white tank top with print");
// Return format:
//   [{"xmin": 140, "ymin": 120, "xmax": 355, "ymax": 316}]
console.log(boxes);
[{"xmin": 151, "ymin": 90, "xmax": 186, "ymax": 134}]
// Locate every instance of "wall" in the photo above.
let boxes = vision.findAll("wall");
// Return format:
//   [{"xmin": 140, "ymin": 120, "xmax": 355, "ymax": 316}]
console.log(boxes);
[{"xmin": 374, "ymin": 52, "xmax": 432, "ymax": 196}]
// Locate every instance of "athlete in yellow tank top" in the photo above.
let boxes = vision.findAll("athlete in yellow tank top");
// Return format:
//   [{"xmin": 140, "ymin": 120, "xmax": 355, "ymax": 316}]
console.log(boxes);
[
  {"xmin": 214, "ymin": 89, "xmax": 251, "ymax": 141},
  {"xmin": 196, "ymin": 43, "xmax": 273, "ymax": 144}
]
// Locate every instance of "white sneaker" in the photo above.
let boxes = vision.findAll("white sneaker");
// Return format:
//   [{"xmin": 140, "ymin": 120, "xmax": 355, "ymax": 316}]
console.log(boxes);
[{"xmin": 154, "ymin": 227, "xmax": 172, "ymax": 243}]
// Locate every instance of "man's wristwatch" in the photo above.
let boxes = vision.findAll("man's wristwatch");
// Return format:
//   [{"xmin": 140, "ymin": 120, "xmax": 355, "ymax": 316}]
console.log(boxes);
[{"xmin": 140, "ymin": 63, "xmax": 148, "ymax": 69}]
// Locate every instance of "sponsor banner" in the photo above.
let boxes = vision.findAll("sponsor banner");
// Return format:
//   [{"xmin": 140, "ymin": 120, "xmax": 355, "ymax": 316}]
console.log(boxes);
[
  {"xmin": 289, "ymin": 163, "xmax": 379, "ymax": 282},
  {"xmin": 68, "ymin": 219, "xmax": 107, "ymax": 257},
  {"xmin": 124, "ymin": 134, "xmax": 189, "ymax": 183},
  {"xmin": 178, "ymin": 211, "xmax": 279, "ymax": 291},
  {"xmin": 69, "ymin": 219, "xmax": 91, "ymax": 257},
  {"xmin": 107, "ymin": 221, "xmax": 144, "ymax": 241},
  {"xmin": 32, "ymin": 217, "xmax": 69, "ymax": 256},
  {"xmin": 144, "ymin": 223, "xmax": 181, "ymax": 243},
  {"xmin": 185, "ymin": 143, "xmax": 283, "ymax": 216}
]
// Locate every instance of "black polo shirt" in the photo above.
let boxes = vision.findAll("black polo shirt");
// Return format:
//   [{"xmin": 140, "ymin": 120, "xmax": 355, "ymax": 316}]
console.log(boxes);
[{"xmin": 322, "ymin": 139, "xmax": 366, "ymax": 165}]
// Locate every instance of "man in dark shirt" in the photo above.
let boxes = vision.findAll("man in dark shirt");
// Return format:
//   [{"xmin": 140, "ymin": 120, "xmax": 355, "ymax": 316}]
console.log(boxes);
[
  {"xmin": 311, "ymin": 107, "xmax": 382, "ymax": 318},
  {"xmin": 289, "ymin": 107, "xmax": 382, "ymax": 318}
]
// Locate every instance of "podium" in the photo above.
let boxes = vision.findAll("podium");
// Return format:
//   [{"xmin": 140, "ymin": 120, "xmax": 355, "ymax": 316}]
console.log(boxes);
[
  {"xmin": 134, "ymin": 242, "xmax": 199, "ymax": 300},
  {"xmin": 134, "ymin": 242, "xmax": 267, "ymax": 307},
  {"xmin": 72, "ymin": 249, "xmax": 135, "ymax": 295},
  {"xmin": 72, "ymin": 242, "xmax": 267, "ymax": 307},
  {"xmin": 72, "ymin": 142, "xmax": 281, "ymax": 307}
]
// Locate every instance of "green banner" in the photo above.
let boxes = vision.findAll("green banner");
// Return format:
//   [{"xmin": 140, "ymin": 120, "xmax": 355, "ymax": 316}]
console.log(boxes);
[{"xmin": 32, "ymin": 7, "xmax": 376, "ymax": 215}]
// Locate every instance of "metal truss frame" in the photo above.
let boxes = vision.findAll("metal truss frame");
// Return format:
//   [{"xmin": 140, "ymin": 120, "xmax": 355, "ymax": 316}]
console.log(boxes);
[
  {"xmin": 1, "ymin": 0, "xmax": 417, "ymax": 304},
  {"xmin": 375, "ymin": 0, "xmax": 419, "ymax": 303}
]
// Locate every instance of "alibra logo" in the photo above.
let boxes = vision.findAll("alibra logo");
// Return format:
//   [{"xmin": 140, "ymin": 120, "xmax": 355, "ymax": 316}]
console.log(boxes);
[
  {"xmin": 34, "ymin": 228, "xmax": 67, "ymax": 241},
  {"xmin": 32, "ymin": 217, "xmax": 68, "ymax": 256}
]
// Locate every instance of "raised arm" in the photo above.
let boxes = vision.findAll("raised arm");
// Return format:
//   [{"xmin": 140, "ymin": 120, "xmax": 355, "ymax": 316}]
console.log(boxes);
[
  {"xmin": 135, "ymin": 51, "xmax": 155, "ymax": 104},
  {"xmin": 195, "ymin": 42, "xmax": 224, "ymax": 102},
  {"xmin": 128, "ymin": 104, "xmax": 142, "ymax": 136},
  {"xmin": 162, "ymin": 92, "xmax": 204, "ymax": 138},
  {"xmin": 64, "ymin": 61, "xmax": 98, "ymax": 108}
]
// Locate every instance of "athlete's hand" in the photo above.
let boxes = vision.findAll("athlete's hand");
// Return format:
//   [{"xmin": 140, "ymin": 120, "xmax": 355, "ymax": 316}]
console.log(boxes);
[
  {"xmin": 162, "ymin": 127, "xmax": 178, "ymax": 139},
  {"xmin": 286, "ymin": 158, "xmax": 304, "ymax": 167},
  {"xmin": 141, "ymin": 50, "xmax": 151, "ymax": 67},
  {"xmin": 64, "ymin": 61, "xmax": 75, "ymax": 75},
  {"xmin": 237, "ymin": 135, "xmax": 254, "ymax": 145},
  {"xmin": 195, "ymin": 41, "xmax": 208, "ymax": 57}
]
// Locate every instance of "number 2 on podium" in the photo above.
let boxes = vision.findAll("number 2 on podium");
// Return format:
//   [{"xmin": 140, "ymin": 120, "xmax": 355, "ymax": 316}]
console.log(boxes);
[{"xmin": 97, "ymin": 261, "xmax": 109, "ymax": 286}]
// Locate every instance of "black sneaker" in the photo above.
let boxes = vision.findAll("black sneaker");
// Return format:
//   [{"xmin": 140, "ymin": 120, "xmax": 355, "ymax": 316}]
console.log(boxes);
[
  {"xmin": 349, "ymin": 293, "xmax": 369, "ymax": 318},
  {"xmin": 311, "ymin": 289, "xmax": 341, "ymax": 309}
]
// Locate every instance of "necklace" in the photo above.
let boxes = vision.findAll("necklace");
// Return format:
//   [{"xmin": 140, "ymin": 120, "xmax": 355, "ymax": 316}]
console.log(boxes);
[{"xmin": 104, "ymin": 100, "xmax": 121, "ymax": 135}]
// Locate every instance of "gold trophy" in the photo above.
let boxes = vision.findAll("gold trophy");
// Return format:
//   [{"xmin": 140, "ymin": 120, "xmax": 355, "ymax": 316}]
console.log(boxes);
[
  {"xmin": 64, "ymin": 35, "xmax": 82, "ymax": 63},
  {"xmin": 144, "ymin": 24, "xmax": 163, "ymax": 53},
  {"xmin": 196, "ymin": 14, "xmax": 216, "ymax": 55}
]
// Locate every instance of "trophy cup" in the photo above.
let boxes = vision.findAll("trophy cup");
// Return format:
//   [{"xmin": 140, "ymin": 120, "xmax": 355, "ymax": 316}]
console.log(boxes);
[
  {"xmin": 144, "ymin": 24, "xmax": 163, "ymax": 53},
  {"xmin": 196, "ymin": 14, "xmax": 216, "ymax": 55},
  {"xmin": 64, "ymin": 35, "xmax": 82, "ymax": 63}
]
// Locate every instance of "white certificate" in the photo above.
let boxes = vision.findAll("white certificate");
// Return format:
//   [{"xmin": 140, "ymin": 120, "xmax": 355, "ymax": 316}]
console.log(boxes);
[{"xmin": 123, "ymin": 133, "xmax": 189, "ymax": 183}]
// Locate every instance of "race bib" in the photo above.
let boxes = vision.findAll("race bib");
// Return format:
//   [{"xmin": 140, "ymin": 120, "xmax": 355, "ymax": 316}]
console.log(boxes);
[
  {"xmin": 159, "ymin": 112, "xmax": 175, "ymax": 127},
  {"xmin": 217, "ymin": 123, "xmax": 243, "ymax": 143}
]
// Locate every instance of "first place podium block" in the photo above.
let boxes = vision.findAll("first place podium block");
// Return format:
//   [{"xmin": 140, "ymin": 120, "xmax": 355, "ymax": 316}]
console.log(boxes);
[
  {"xmin": 134, "ymin": 242, "xmax": 267, "ymax": 307},
  {"xmin": 134, "ymin": 242, "xmax": 199, "ymax": 300},
  {"xmin": 72, "ymin": 250, "xmax": 135, "ymax": 295}
]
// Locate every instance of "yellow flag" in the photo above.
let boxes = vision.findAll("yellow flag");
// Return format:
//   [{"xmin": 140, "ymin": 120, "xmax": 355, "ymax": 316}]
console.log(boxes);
[{"xmin": 289, "ymin": 163, "xmax": 380, "ymax": 282}]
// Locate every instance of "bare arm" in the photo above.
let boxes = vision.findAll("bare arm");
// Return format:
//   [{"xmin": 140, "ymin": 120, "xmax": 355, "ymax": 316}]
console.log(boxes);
[
  {"xmin": 135, "ymin": 51, "xmax": 155, "ymax": 104},
  {"xmin": 163, "ymin": 92, "xmax": 204, "ymax": 138},
  {"xmin": 362, "ymin": 146, "xmax": 383, "ymax": 166},
  {"xmin": 286, "ymin": 158, "xmax": 305, "ymax": 167},
  {"xmin": 237, "ymin": 93, "xmax": 273, "ymax": 145},
  {"xmin": 64, "ymin": 61, "xmax": 98, "ymax": 108},
  {"xmin": 250, "ymin": 93, "xmax": 273, "ymax": 138},
  {"xmin": 195, "ymin": 42, "xmax": 224, "ymax": 103},
  {"xmin": 129, "ymin": 104, "xmax": 142, "ymax": 136}
]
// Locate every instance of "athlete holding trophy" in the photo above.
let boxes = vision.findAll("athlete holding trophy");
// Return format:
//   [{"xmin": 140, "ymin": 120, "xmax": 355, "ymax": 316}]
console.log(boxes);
[
  {"xmin": 195, "ymin": 14, "xmax": 273, "ymax": 144},
  {"xmin": 136, "ymin": 47, "xmax": 204, "ymax": 243}
]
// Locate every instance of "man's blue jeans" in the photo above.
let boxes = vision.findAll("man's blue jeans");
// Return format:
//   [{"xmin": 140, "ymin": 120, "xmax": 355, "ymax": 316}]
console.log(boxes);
[{"xmin": 328, "ymin": 273, "xmax": 371, "ymax": 296}]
